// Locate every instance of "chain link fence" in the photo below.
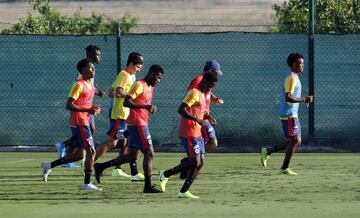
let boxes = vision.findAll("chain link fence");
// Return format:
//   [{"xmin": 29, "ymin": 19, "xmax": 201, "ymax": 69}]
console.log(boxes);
[{"xmin": 0, "ymin": 25, "xmax": 359, "ymax": 151}]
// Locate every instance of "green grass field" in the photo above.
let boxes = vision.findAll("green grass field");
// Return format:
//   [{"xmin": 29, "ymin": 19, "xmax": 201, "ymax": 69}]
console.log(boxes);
[{"xmin": 0, "ymin": 152, "xmax": 359, "ymax": 218}]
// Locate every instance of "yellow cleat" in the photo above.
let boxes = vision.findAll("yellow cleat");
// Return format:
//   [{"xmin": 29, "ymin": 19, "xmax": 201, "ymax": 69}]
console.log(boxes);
[
  {"xmin": 131, "ymin": 173, "xmax": 145, "ymax": 181},
  {"xmin": 280, "ymin": 168, "xmax": 298, "ymax": 176},
  {"xmin": 260, "ymin": 147, "xmax": 269, "ymax": 167},
  {"xmin": 112, "ymin": 169, "xmax": 131, "ymax": 178},
  {"xmin": 159, "ymin": 170, "xmax": 169, "ymax": 192},
  {"xmin": 177, "ymin": 191, "xmax": 199, "ymax": 199}
]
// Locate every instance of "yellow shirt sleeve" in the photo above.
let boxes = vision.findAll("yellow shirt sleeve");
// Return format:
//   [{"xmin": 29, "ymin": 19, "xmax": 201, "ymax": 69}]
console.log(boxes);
[
  {"xmin": 128, "ymin": 81, "xmax": 144, "ymax": 99},
  {"xmin": 285, "ymin": 75, "xmax": 297, "ymax": 94},
  {"xmin": 112, "ymin": 71, "xmax": 130, "ymax": 90},
  {"xmin": 69, "ymin": 82, "xmax": 83, "ymax": 100},
  {"xmin": 182, "ymin": 89, "xmax": 200, "ymax": 107}
]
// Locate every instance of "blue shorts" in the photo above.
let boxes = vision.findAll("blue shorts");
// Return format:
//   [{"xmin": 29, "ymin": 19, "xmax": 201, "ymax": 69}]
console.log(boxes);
[
  {"xmin": 282, "ymin": 117, "xmax": 301, "ymax": 138},
  {"xmin": 128, "ymin": 126, "xmax": 153, "ymax": 150},
  {"xmin": 107, "ymin": 119, "xmax": 127, "ymax": 140},
  {"xmin": 181, "ymin": 137, "xmax": 205, "ymax": 158},
  {"xmin": 89, "ymin": 114, "xmax": 95, "ymax": 127},
  {"xmin": 201, "ymin": 121, "xmax": 217, "ymax": 143},
  {"xmin": 70, "ymin": 126, "xmax": 95, "ymax": 149}
]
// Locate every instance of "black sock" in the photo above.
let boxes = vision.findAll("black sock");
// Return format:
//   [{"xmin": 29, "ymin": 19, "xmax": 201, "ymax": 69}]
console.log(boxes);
[
  {"xmin": 50, "ymin": 157, "xmax": 67, "ymax": 168},
  {"xmin": 281, "ymin": 160, "xmax": 290, "ymax": 170},
  {"xmin": 144, "ymin": 175, "xmax": 152, "ymax": 189},
  {"xmin": 180, "ymin": 179, "xmax": 193, "ymax": 193},
  {"xmin": 130, "ymin": 161, "xmax": 138, "ymax": 176},
  {"xmin": 164, "ymin": 167, "xmax": 180, "ymax": 178},
  {"xmin": 99, "ymin": 159, "xmax": 116, "ymax": 171},
  {"xmin": 267, "ymin": 146, "xmax": 278, "ymax": 155},
  {"xmin": 84, "ymin": 170, "xmax": 92, "ymax": 184}
]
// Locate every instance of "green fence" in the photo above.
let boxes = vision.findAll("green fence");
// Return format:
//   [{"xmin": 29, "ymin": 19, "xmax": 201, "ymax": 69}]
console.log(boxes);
[{"xmin": 0, "ymin": 32, "xmax": 359, "ymax": 151}]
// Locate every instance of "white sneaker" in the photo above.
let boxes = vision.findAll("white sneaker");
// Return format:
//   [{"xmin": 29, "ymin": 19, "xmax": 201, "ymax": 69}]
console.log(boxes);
[
  {"xmin": 41, "ymin": 161, "xmax": 52, "ymax": 182},
  {"xmin": 131, "ymin": 173, "xmax": 145, "ymax": 181},
  {"xmin": 82, "ymin": 183, "xmax": 103, "ymax": 191}
]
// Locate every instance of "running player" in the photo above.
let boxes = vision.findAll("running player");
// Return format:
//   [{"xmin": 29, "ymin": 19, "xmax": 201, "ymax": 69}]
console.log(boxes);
[
  {"xmin": 94, "ymin": 64, "xmax": 164, "ymax": 193},
  {"xmin": 41, "ymin": 59, "xmax": 102, "ymax": 190},
  {"xmin": 95, "ymin": 52, "xmax": 144, "ymax": 181},
  {"xmin": 158, "ymin": 72, "xmax": 218, "ymax": 199},
  {"xmin": 260, "ymin": 53, "xmax": 313, "ymax": 175}
]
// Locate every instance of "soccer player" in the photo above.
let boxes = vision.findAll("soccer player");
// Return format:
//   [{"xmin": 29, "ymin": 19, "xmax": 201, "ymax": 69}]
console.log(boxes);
[
  {"xmin": 260, "ymin": 53, "xmax": 313, "ymax": 175},
  {"xmin": 179, "ymin": 59, "xmax": 223, "ymax": 180},
  {"xmin": 94, "ymin": 64, "xmax": 164, "ymax": 193},
  {"xmin": 158, "ymin": 72, "xmax": 218, "ymax": 199},
  {"xmin": 95, "ymin": 52, "xmax": 144, "ymax": 181},
  {"xmin": 41, "ymin": 59, "xmax": 102, "ymax": 190},
  {"xmin": 56, "ymin": 44, "xmax": 103, "ymax": 168}
]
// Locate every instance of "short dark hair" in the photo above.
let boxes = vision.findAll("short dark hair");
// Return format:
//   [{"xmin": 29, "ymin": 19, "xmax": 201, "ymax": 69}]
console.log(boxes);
[
  {"xmin": 85, "ymin": 44, "xmax": 101, "ymax": 53},
  {"xmin": 148, "ymin": 64, "xmax": 164, "ymax": 75},
  {"xmin": 203, "ymin": 72, "xmax": 218, "ymax": 83},
  {"xmin": 127, "ymin": 52, "xmax": 144, "ymax": 66},
  {"xmin": 287, "ymin": 53, "xmax": 304, "ymax": 67},
  {"xmin": 77, "ymin": 59, "xmax": 91, "ymax": 74}
]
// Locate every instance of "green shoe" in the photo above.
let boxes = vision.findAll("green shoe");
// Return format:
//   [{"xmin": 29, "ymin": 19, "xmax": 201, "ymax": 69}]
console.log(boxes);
[
  {"xmin": 260, "ymin": 147, "xmax": 269, "ymax": 167},
  {"xmin": 131, "ymin": 173, "xmax": 145, "ymax": 181},
  {"xmin": 112, "ymin": 169, "xmax": 131, "ymax": 178},
  {"xmin": 280, "ymin": 168, "xmax": 298, "ymax": 175},
  {"xmin": 177, "ymin": 191, "xmax": 199, "ymax": 199},
  {"xmin": 159, "ymin": 170, "xmax": 169, "ymax": 192}
]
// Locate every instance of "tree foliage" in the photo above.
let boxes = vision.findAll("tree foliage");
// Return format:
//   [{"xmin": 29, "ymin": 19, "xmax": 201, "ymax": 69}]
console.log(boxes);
[
  {"xmin": 2, "ymin": 0, "xmax": 138, "ymax": 34},
  {"xmin": 272, "ymin": 0, "xmax": 360, "ymax": 33}
]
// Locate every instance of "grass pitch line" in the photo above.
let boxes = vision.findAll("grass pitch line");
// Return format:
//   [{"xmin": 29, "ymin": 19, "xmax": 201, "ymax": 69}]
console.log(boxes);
[{"xmin": 5, "ymin": 158, "xmax": 34, "ymax": 164}]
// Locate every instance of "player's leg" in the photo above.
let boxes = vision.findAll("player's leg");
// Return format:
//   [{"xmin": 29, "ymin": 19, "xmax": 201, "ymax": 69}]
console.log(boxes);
[
  {"xmin": 81, "ymin": 126, "xmax": 102, "ymax": 190},
  {"xmin": 94, "ymin": 135, "xmax": 139, "ymax": 184},
  {"xmin": 280, "ymin": 118, "xmax": 301, "ymax": 175},
  {"xmin": 95, "ymin": 119, "xmax": 123, "ymax": 160}
]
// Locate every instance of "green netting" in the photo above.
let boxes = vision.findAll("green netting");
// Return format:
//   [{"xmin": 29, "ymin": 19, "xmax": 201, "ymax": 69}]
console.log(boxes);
[{"xmin": 0, "ymin": 33, "xmax": 359, "ymax": 151}]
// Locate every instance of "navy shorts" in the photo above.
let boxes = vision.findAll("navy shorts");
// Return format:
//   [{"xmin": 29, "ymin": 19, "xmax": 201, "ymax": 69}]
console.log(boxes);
[
  {"xmin": 181, "ymin": 137, "xmax": 205, "ymax": 158},
  {"xmin": 201, "ymin": 121, "xmax": 217, "ymax": 143},
  {"xmin": 281, "ymin": 117, "xmax": 301, "ymax": 138},
  {"xmin": 128, "ymin": 126, "xmax": 153, "ymax": 150},
  {"xmin": 70, "ymin": 126, "xmax": 95, "ymax": 149},
  {"xmin": 107, "ymin": 119, "xmax": 127, "ymax": 140}
]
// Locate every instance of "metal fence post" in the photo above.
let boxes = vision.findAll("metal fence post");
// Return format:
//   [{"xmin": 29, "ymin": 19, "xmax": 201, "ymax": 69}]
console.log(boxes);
[
  {"xmin": 116, "ymin": 23, "xmax": 121, "ymax": 74},
  {"xmin": 308, "ymin": 0, "xmax": 315, "ymax": 140}
]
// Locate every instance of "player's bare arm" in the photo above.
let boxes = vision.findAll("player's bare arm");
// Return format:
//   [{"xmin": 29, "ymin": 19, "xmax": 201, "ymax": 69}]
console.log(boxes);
[
  {"xmin": 178, "ymin": 102, "xmax": 206, "ymax": 126},
  {"xmin": 123, "ymin": 95, "xmax": 157, "ymax": 113},
  {"xmin": 285, "ymin": 92, "xmax": 314, "ymax": 103},
  {"xmin": 115, "ymin": 87, "xmax": 128, "ymax": 98},
  {"xmin": 66, "ymin": 98, "xmax": 101, "ymax": 115},
  {"xmin": 210, "ymin": 92, "xmax": 224, "ymax": 105}
]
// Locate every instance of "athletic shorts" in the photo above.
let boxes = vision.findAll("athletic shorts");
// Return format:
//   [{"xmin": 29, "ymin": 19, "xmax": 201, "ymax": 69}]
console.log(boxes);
[
  {"xmin": 181, "ymin": 137, "xmax": 205, "ymax": 158},
  {"xmin": 128, "ymin": 126, "xmax": 153, "ymax": 150},
  {"xmin": 107, "ymin": 119, "xmax": 127, "ymax": 140},
  {"xmin": 70, "ymin": 126, "xmax": 95, "ymax": 149},
  {"xmin": 201, "ymin": 121, "xmax": 217, "ymax": 143},
  {"xmin": 281, "ymin": 117, "xmax": 301, "ymax": 138},
  {"xmin": 89, "ymin": 114, "xmax": 95, "ymax": 127}
]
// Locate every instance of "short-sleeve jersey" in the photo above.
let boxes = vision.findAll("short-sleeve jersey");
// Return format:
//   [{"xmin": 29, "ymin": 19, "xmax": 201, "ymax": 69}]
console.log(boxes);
[
  {"xmin": 188, "ymin": 72, "xmax": 211, "ymax": 111},
  {"xmin": 68, "ymin": 80, "xmax": 96, "ymax": 126},
  {"xmin": 111, "ymin": 70, "xmax": 135, "ymax": 120},
  {"xmin": 179, "ymin": 88, "xmax": 206, "ymax": 138},
  {"xmin": 126, "ymin": 80, "xmax": 154, "ymax": 126},
  {"xmin": 279, "ymin": 72, "xmax": 302, "ymax": 118}
]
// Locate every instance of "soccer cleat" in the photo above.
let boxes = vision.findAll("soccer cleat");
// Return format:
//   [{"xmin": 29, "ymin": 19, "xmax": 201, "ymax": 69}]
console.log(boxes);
[
  {"xmin": 131, "ymin": 173, "xmax": 145, "ymax": 181},
  {"xmin": 82, "ymin": 183, "xmax": 102, "ymax": 191},
  {"xmin": 280, "ymin": 168, "xmax": 298, "ymax": 176},
  {"xmin": 41, "ymin": 161, "xmax": 52, "ymax": 182},
  {"xmin": 260, "ymin": 147, "xmax": 270, "ymax": 167},
  {"xmin": 159, "ymin": 170, "xmax": 169, "ymax": 192},
  {"xmin": 177, "ymin": 191, "xmax": 199, "ymax": 199},
  {"xmin": 143, "ymin": 186, "xmax": 162, "ymax": 193},
  {"xmin": 112, "ymin": 169, "xmax": 131, "ymax": 178},
  {"xmin": 94, "ymin": 163, "xmax": 103, "ymax": 184},
  {"xmin": 62, "ymin": 163, "xmax": 80, "ymax": 168}
]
